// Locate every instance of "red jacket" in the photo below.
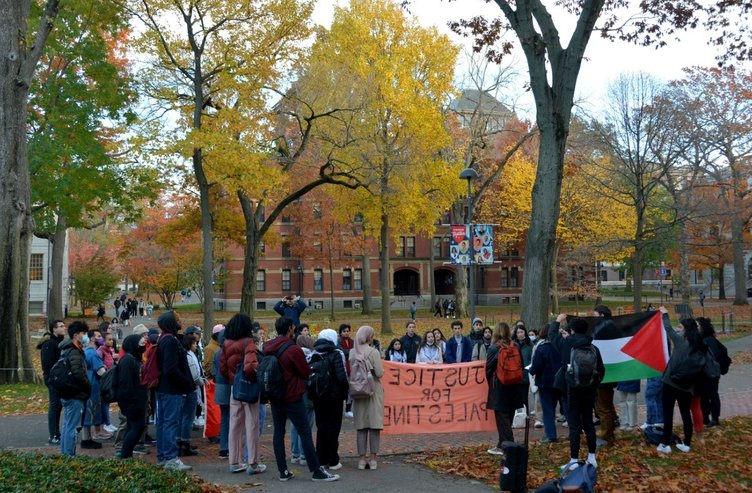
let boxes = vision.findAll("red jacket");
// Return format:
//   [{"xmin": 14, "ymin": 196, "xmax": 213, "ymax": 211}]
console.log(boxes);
[
  {"xmin": 220, "ymin": 337, "xmax": 258, "ymax": 382},
  {"xmin": 263, "ymin": 335, "xmax": 309, "ymax": 403}
]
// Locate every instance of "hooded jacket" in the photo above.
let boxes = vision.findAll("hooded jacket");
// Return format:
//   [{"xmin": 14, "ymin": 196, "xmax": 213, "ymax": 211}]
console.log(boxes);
[
  {"xmin": 273, "ymin": 299, "xmax": 306, "ymax": 327},
  {"xmin": 263, "ymin": 335, "xmax": 309, "ymax": 403},
  {"xmin": 117, "ymin": 334, "xmax": 147, "ymax": 415},
  {"xmin": 58, "ymin": 338, "xmax": 90, "ymax": 400},
  {"xmin": 529, "ymin": 338, "xmax": 562, "ymax": 389},
  {"xmin": 312, "ymin": 337, "xmax": 349, "ymax": 400},
  {"xmin": 565, "ymin": 333, "xmax": 605, "ymax": 391},
  {"xmin": 662, "ymin": 313, "xmax": 705, "ymax": 393},
  {"xmin": 38, "ymin": 333, "xmax": 65, "ymax": 383},
  {"xmin": 219, "ymin": 336, "xmax": 258, "ymax": 383},
  {"xmin": 156, "ymin": 311, "xmax": 195, "ymax": 395}
]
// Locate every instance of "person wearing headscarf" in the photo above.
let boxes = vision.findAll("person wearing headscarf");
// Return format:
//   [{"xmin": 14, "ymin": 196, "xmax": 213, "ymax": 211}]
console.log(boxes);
[{"xmin": 350, "ymin": 326, "xmax": 384, "ymax": 470}]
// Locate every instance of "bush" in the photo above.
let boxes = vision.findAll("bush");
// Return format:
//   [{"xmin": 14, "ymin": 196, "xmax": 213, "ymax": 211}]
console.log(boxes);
[{"xmin": 0, "ymin": 451, "xmax": 204, "ymax": 493}]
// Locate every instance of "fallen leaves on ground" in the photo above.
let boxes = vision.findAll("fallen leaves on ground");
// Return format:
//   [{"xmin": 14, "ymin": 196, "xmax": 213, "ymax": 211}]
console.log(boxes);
[
  {"xmin": 0, "ymin": 383, "xmax": 48, "ymax": 416},
  {"xmin": 732, "ymin": 350, "xmax": 752, "ymax": 365},
  {"xmin": 410, "ymin": 415, "xmax": 752, "ymax": 492}
]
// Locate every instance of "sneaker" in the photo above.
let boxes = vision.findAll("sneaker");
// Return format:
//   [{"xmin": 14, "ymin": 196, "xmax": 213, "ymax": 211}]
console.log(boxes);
[
  {"xmin": 656, "ymin": 444, "xmax": 672, "ymax": 454},
  {"xmin": 534, "ymin": 421, "xmax": 543, "ymax": 429},
  {"xmin": 586, "ymin": 456, "xmax": 598, "ymax": 468},
  {"xmin": 104, "ymin": 424, "xmax": 118, "ymax": 433},
  {"xmin": 164, "ymin": 458, "xmax": 192, "ymax": 471},
  {"xmin": 133, "ymin": 444, "xmax": 149, "ymax": 455},
  {"xmin": 676, "ymin": 443, "xmax": 691, "ymax": 453},
  {"xmin": 291, "ymin": 456, "xmax": 300, "ymax": 464},
  {"xmin": 193, "ymin": 417, "xmax": 205, "ymax": 428},
  {"xmin": 279, "ymin": 470, "xmax": 294, "ymax": 482},
  {"xmin": 556, "ymin": 415, "xmax": 567, "ymax": 423},
  {"xmin": 486, "ymin": 447, "xmax": 504, "ymax": 456},
  {"xmin": 639, "ymin": 423, "xmax": 649, "ymax": 431},
  {"xmin": 358, "ymin": 459, "xmax": 367, "ymax": 470},
  {"xmin": 299, "ymin": 457, "xmax": 307, "ymax": 467},
  {"xmin": 219, "ymin": 450, "xmax": 229, "ymax": 459},
  {"xmin": 312, "ymin": 466, "xmax": 339, "ymax": 482},
  {"xmin": 247, "ymin": 463, "xmax": 267, "ymax": 475},
  {"xmin": 94, "ymin": 432, "xmax": 113, "ymax": 440},
  {"xmin": 560, "ymin": 460, "xmax": 579, "ymax": 472},
  {"xmin": 344, "ymin": 411, "xmax": 354, "ymax": 419},
  {"xmin": 229, "ymin": 463, "xmax": 247, "ymax": 473},
  {"xmin": 561, "ymin": 421, "xmax": 568, "ymax": 428},
  {"xmin": 328, "ymin": 463, "xmax": 343, "ymax": 471},
  {"xmin": 368, "ymin": 459, "xmax": 377, "ymax": 470},
  {"xmin": 48, "ymin": 436, "xmax": 60, "ymax": 445},
  {"xmin": 81, "ymin": 439, "xmax": 102, "ymax": 449}
]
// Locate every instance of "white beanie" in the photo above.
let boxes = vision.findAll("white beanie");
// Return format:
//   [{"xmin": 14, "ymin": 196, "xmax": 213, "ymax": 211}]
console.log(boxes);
[{"xmin": 317, "ymin": 328, "xmax": 339, "ymax": 347}]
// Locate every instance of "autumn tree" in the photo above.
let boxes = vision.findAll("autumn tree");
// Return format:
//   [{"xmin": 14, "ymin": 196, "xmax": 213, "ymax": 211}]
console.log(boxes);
[{"xmin": 69, "ymin": 232, "xmax": 120, "ymax": 312}]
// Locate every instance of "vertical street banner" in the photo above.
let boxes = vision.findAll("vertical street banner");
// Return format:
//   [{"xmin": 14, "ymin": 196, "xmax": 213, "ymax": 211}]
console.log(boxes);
[
  {"xmin": 449, "ymin": 224, "xmax": 494, "ymax": 266},
  {"xmin": 473, "ymin": 224, "xmax": 494, "ymax": 265},
  {"xmin": 381, "ymin": 361, "xmax": 496, "ymax": 435},
  {"xmin": 449, "ymin": 224, "xmax": 471, "ymax": 265}
]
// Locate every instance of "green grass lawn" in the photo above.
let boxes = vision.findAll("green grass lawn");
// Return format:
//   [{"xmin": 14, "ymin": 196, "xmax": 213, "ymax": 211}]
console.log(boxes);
[{"xmin": 0, "ymin": 383, "xmax": 48, "ymax": 416}]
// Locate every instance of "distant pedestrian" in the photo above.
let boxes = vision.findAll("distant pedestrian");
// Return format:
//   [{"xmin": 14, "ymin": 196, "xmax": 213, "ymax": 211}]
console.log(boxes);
[
  {"xmin": 409, "ymin": 302, "xmax": 417, "ymax": 320},
  {"xmin": 433, "ymin": 300, "xmax": 442, "ymax": 318}
]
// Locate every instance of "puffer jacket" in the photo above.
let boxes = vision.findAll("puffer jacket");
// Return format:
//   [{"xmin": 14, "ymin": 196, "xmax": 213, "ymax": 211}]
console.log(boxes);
[
  {"xmin": 312, "ymin": 338, "xmax": 349, "ymax": 400},
  {"xmin": 220, "ymin": 337, "xmax": 259, "ymax": 383},
  {"xmin": 58, "ymin": 338, "xmax": 91, "ymax": 400},
  {"xmin": 38, "ymin": 334, "xmax": 64, "ymax": 384},
  {"xmin": 662, "ymin": 314, "xmax": 706, "ymax": 392}
]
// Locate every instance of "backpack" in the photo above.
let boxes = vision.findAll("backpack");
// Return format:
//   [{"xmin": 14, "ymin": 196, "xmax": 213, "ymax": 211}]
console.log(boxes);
[
  {"xmin": 567, "ymin": 346, "xmax": 600, "ymax": 389},
  {"xmin": 496, "ymin": 343, "xmax": 523, "ymax": 385},
  {"xmin": 534, "ymin": 461, "xmax": 597, "ymax": 493},
  {"xmin": 703, "ymin": 349, "xmax": 721, "ymax": 380},
  {"xmin": 307, "ymin": 352, "xmax": 337, "ymax": 401},
  {"xmin": 49, "ymin": 350, "xmax": 83, "ymax": 399},
  {"xmin": 669, "ymin": 349, "xmax": 705, "ymax": 387},
  {"xmin": 100, "ymin": 366, "xmax": 119, "ymax": 404},
  {"xmin": 257, "ymin": 342, "xmax": 292, "ymax": 404},
  {"xmin": 349, "ymin": 352, "xmax": 374, "ymax": 398},
  {"xmin": 707, "ymin": 338, "xmax": 732, "ymax": 375},
  {"xmin": 140, "ymin": 336, "xmax": 163, "ymax": 389}
]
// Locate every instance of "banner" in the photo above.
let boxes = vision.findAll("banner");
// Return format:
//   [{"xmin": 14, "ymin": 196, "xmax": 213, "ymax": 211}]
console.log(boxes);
[
  {"xmin": 382, "ymin": 360, "xmax": 496, "ymax": 435},
  {"xmin": 472, "ymin": 224, "xmax": 494, "ymax": 265},
  {"xmin": 449, "ymin": 224, "xmax": 494, "ymax": 266},
  {"xmin": 449, "ymin": 225, "xmax": 471, "ymax": 265}
]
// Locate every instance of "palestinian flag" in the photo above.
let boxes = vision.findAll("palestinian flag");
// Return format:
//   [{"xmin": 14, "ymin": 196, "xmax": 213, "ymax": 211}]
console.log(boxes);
[{"xmin": 578, "ymin": 311, "xmax": 669, "ymax": 383}]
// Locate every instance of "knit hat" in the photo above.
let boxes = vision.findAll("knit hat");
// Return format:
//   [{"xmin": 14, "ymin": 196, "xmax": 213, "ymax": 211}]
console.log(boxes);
[
  {"xmin": 472, "ymin": 317, "xmax": 483, "ymax": 325},
  {"xmin": 132, "ymin": 324, "xmax": 149, "ymax": 336},
  {"xmin": 212, "ymin": 324, "xmax": 225, "ymax": 335}
]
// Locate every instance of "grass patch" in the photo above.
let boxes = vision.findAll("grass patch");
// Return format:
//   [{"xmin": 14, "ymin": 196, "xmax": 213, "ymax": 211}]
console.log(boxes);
[
  {"xmin": 410, "ymin": 415, "xmax": 752, "ymax": 492},
  {"xmin": 0, "ymin": 383, "xmax": 48, "ymax": 416},
  {"xmin": 0, "ymin": 451, "xmax": 231, "ymax": 493}
]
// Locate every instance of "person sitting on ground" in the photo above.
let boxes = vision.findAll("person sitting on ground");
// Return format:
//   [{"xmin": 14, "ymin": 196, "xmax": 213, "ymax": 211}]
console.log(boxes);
[
  {"xmin": 116, "ymin": 334, "xmax": 148, "ymax": 459},
  {"xmin": 472, "ymin": 327, "xmax": 494, "ymax": 361},
  {"xmin": 384, "ymin": 338, "xmax": 407, "ymax": 362},
  {"xmin": 264, "ymin": 317, "xmax": 339, "ymax": 482},
  {"xmin": 444, "ymin": 320, "xmax": 472, "ymax": 364},
  {"xmin": 416, "ymin": 330, "xmax": 443, "ymax": 364},
  {"xmin": 400, "ymin": 321, "xmax": 422, "ymax": 364}
]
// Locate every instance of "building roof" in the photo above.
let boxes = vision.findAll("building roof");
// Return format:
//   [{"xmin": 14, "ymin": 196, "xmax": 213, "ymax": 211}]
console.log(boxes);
[{"xmin": 449, "ymin": 89, "xmax": 511, "ymax": 117}]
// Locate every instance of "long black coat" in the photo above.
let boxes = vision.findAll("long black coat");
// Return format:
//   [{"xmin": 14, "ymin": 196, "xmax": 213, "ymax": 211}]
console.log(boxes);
[{"xmin": 485, "ymin": 343, "xmax": 525, "ymax": 414}]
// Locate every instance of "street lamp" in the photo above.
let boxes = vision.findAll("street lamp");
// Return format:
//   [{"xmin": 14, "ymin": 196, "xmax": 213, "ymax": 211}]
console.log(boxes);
[
  {"xmin": 297, "ymin": 263, "xmax": 303, "ymax": 296},
  {"xmin": 460, "ymin": 167, "xmax": 479, "ymax": 320}
]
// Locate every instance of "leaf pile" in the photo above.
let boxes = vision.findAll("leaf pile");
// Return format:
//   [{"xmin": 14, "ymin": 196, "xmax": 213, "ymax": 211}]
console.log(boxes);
[
  {"xmin": 412, "ymin": 416, "xmax": 752, "ymax": 492},
  {"xmin": 0, "ymin": 451, "xmax": 233, "ymax": 493}
]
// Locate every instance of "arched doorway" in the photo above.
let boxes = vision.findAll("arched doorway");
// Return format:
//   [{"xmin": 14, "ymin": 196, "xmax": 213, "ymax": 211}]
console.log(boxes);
[
  {"xmin": 434, "ymin": 268, "xmax": 456, "ymax": 295},
  {"xmin": 394, "ymin": 269, "xmax": 420, "ymax": 296}
]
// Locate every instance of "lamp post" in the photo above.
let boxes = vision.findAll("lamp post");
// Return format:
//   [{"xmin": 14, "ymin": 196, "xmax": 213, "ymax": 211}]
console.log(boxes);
[
  {"xmin": 460, "ymin": 167, "xmax": 479, "ymax": 320},
  {"xmin": 297, "ymin": 264, "xmax": 303, "ymax": 296}
]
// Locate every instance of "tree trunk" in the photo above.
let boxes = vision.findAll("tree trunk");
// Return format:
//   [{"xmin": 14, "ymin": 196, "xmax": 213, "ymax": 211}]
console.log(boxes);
[
  {"xmin": 679, "ymin": 226, "xmax": 691, "ymax": 306},
  {"xmin": 730, "ymin": 212, "xmax": 748, "ymax": 305},
  {"xmin": 429, "ymin": 240, "xmax": 436, "ymax": 311},
  {"xmin": 551, "ymin": 241, "xmax": 560, "ymax": 315},
  {"xmin": 380, "ymin": 212, "xmax": 392, "ymax": 335},
  {"xmin": 360, "ymin": 253, "xmax": 372, "ymax": 315},
  {"xmin": 238, "ymin": 192, "xmax": 259, "ymax": 318},
  {"xmin": 194, "ymin": 148, "xmax": 215, "ymax": 328},
  {"xmin": 328, "ymin": 253, "xmax": 335, "ymax": 321},
  {"xmin": 450, "ymin": 206, "xmax": 467, "ymax": 318},
  {"xmin": 718, "ymin": 262, "xmax": 726, "ymax": 300},
  {"xmin": 18, "ymin": 218, "xmax": 34, "ymax": 382},
  {"xmin": 47, "ymin": 213, "xmax": 67, "ymax": 321}
]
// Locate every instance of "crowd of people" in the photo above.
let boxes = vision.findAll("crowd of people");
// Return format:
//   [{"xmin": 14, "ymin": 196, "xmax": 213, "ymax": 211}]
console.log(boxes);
[{"xmin": 37, "ymin": 298, "xmax": 731, "ymax": 482}]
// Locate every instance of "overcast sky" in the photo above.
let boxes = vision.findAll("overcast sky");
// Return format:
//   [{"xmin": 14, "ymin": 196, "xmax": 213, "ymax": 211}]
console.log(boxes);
[{"xmin": 312, "ymin": 0, "xmax": 722, "ymax": 117}]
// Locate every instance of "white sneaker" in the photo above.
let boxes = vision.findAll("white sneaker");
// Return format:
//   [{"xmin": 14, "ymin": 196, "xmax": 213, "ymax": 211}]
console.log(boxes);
[
  {"xmin": 586, "ymin": 456, "xmax": 598, "ymax": 468},
  {"xmin": 164, "ymin": 458, "xmax": 192, "ymax": 471},
  {"xmin": 344, "ymin": 411, "xmax": 354, "ymax": 419},
  {"xmin": 639, "ymin": 423, "xmax": 649, "ymax": 430},
  {"xmin": 103, "ymin": 424, "xmax": 118, "ymax": 434},
  {"xmin": 193, "ymin": 417, "xmax": 205, "ymax": 428},
  {"xmin": 561, "ymin": 421, "xmax": 568, "ymax": 428},
  {"xmin": 534, "ymin": 420, "xmax": 543, "ymax": 429},
  {"xmin": 328, "ymin": 463, "xmax": 343, "ymax": 470},
  {"xmin": 656, "ymin": 444, "xmax": 672, "ymax": 454},
  {"xmin": 676, "ymin": 443, "xmax": 691, "ymax": 453},
  {"xmin": 486, "ymin": 447, "xmax": 504, "ymax": 456},
  {"xmin": 291, "ymin": 456, "xmax": 300, "ymax": 464},
  {"xmin": 561, "ymin": 460, "xmax": 579, "ymax": 472},
  {"xmin": 299, "ymin": 457, "xmax": 307, "ymax": 466}
]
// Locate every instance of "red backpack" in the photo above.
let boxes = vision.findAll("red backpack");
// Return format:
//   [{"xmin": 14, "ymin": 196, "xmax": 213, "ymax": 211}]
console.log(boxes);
[
  {"xmin": 496, "ymin": 342, "xmax": 523, "ymax": 385},
  {"xmin": 140, "ymin": 336, "xmax": 162, "ymax": 389}
]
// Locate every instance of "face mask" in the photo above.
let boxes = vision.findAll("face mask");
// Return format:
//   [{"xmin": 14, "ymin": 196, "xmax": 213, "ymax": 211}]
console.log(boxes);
[
  {"xmin": 81, "ymin": 335, "xmax": 90, "ymax": 346},
  {"xmin": 530, "ymin": 335, "xmax": 537, "ymax": 342},
  {"xmin": 96, "ymin": 337, "xmax": 105, "ymax": 346},
  {"xmin": 138, "ymin": 337, "xmax": 147, "ymax": 347}
]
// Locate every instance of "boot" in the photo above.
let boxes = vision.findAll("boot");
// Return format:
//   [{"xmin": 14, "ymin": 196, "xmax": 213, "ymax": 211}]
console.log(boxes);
[{"xmin": 181, "ymin": 441, "xmax": 198, "ymax": 456}]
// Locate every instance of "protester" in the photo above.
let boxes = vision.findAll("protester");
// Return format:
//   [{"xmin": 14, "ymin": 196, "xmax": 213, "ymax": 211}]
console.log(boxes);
[
  {"xmin": 471, "ymin": 327, "xmax": 494, "ymax": 361},
  {"xmin": 400, "ymin": 321, "xmax": 422, "ymax": 364},
  {"xmin": 416, "ymin": 330, "xmax": 443, "ymax": 364},
  {"xmin": 516, "ymin": 326, "xmax": 534, "ymax": 409},
  {"xmin": 58, "ymin": 321, "xmax": 91, "ymax": 456},
  {"xmin": 527, "ymin": 328, "xmax": 542, "ymax": 423},
  {"xmin": 616, "ymin": 380, "xmax": 640, "ymax": 430},
  {"xmin": 338, "ymin": 324, "xmax": 354, "ymax": 418},
  {"xmin": 470, "ymin": 317, "xmax": 485, "ymax": 343},
  {"xmin": 558, "ymin": 317, "xmax": 604, "ymax": 471},
  {"xmin": 264, "ymin": 317, "xmax": 338, "ymax": 482},
  {"xmin": 350, "ymin": 325, "xmax": 384, "ymax": 470},
  {"xmin": 311, "ymin": 329, "xmax": 349, "ymax": 470},
  {"xmin": 97, "ymin": 332, "xmax": 118, "ymax": 434},
  {"xmin": 97, "ymin": 305, "xmax": 106, "ymax": 322},
  {"xmin": 219, "ymin": 314, "xmax": 265, "ymax": 475},
  {"xmin": 432, "ymin": 328, "xmax": 447, "ymax": 355},
  {"xmin": 529, "ymin": 324, "xmax": 562, "ymax": 442},
  {"xmin": 155, "ymin": 310, "xmax": 194, "ymax": 471},
  {"xmin": 592, "ymin": 305, "xmax": 618, "ymax": 447},
  {"xmin": 273, "ymin": 296, "xmax": 306, "ymax": 327},
  {"xmin": 82, "ymin": 329, "xmax": 108, "ymax": 445},
  {"xmin": 485, "ymin": 323, "xmax": 524, "ymax": 455},
  {"xmin": 179, "ymin": 335, "xmax": 201, "ymax": 458},
  {"xmin": 698, "ymin": 317, "xmax": 729, "ymax": 426},
  {"xmin": 213, "ymin": 328, "xmax": 231, "ymax": 459},
  {"xmin": 657, "ymin": 307, "xmax": 706, "ymax": 454},
  {"xmin": 116, "ymin": 334, "xmax": 148, "ymax": 459},
  {"xmin": 290, "ymin": 334, "xmax": 316, "ymax": 467},
  {"xmin": 39, "ymin": 319, "xmax": 66, "ymax": 445},
  {"xmin": 384, "ymin": 338, "xmax": 407, "ymax": 362},
  {"xmin": 641, "ymin": 375, "xmax": 664, "ymax": 430}
]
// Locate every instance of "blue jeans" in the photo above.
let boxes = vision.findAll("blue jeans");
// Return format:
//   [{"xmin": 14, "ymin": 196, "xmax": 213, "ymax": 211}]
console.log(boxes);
[
  {"xmin": 271, "ymin": 399, "xmax": 319, "ymax": 474},
  {"xmin": 539, "ymin": 388, "xmax": 559, "ymax": 440},
  {"xmin": 219, "ymin": 404, "xmax": 230, "ymax": 452},
  {"xmin": 180, "ymin": 391, "xmax": 198, "ymax": 441},
  {"xmin": 100, "ymin": 401, "xmax": 111, "ymax": 426},
  {"xmin": 156, "ymin": 393, "xmax": 183, "ymax": 462},
  {"xmin": 83, "ymin": 392, "xmax": 101, "ymax": 427},
  {"xmin": 290, "ymin": 407, "xmax": 315, "ymax": 458},
  {"xmin": 645, "ymin": 376, "xmax": 663, "ymax": 425},
  {"xmin": 60, "ymin": 398, "xmax": 84, "ymax": 456}
]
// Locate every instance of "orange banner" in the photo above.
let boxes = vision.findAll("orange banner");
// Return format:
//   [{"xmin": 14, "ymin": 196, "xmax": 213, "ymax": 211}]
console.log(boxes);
[{"xmin": 382, "ymin": 360, "xmax": 496, "ymax": 435}]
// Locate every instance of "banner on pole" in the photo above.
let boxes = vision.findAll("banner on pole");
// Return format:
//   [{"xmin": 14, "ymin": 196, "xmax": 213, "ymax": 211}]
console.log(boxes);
[
  {"xmin": 381, "ymin": 360, "xmax": 496, "ymax": 435},
  {"xmin": 449, "ymin": 224, "xmax": 494, "ymax": 266}
]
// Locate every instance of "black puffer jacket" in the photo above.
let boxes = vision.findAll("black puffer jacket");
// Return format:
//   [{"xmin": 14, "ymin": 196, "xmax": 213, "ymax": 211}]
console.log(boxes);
[
  {"xmin": 312, "ymin": 338, "xmax": 349, "ymax": 401},
  {"xmin": 565, "ymin": 333, "xmax": 605, "ymax": 391},
  {"xmin": 38, "ymin": 334, "xmax": 65, "ymax": 384},
  {"xmin": 58, "ymin": 338, "xmax": 90, "ymax": 400},
  {"xmin": 117, "ymin": 335, "xmax": 148, "ymax": 416}
]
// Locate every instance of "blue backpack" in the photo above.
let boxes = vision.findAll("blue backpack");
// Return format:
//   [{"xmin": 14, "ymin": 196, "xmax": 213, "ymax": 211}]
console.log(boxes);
[{"xmin": 534, "ymin": 462, "xmax": 596, "ymax": 493}]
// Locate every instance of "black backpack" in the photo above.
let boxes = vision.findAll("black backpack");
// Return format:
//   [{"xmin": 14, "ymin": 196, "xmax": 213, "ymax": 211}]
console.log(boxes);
[
  {"xmin": 706, "ymin": 338, "xmax": 732, "ymax": 375},
  {"xmin": 257, "ymin": 342, "xmax": 292, "ymax": 404},
  {"xmin": 49, "ymin": 350, "xmax": 82, "ymax": 399},
  {"xmin": 307, "ymin": 352, "xmax": 336, "ymax": 401},
  {"xmin": 670, "ymin": 349, "xmax": 706, "ymax": 386},
  {"xmin": 100, "ymin": 366, "xmax": 119, "ymax": 404},
  {"xmin": 567, "ymin": 346, "xmax": 600, "ymax": 388}
]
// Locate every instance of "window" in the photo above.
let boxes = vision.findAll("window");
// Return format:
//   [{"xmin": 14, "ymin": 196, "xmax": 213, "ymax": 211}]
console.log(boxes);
[
  {"xmin": 256, "ymin": 301, "xmax": 267, "ymax": 310},
  {"xmin": 281, "ymin": 241, "xmax": 291, "ymax": 258},
  {"xmin": 314, "ymin": 269, "xmax": 323, "ymax": 291},
  {"xmin": 343, "ymin": 269, "xmax": 352, "ymax": 290},
  {"xmin": 354, "ymin": 268, "xmax": 363, "ymax": 290},
  {"xmin": 510, "ymin": 249, "xmax": 519, "ymax": 257},
  {"xmin": 281, "ymin": 215, "xmax": 291, "ymax": 223},
  {"xmin": 511, "ymin": 296, "xmax": 520, "ymax": 304},
  {"xmin": 394, "ymin": 238, "xmax": 403, "ymax": 257},
  {"xmin": 29, "ymin": 301, "xmax": 44, "ymax": 314},
  {"xmin": 599, "ymin": 270, "xmax": 608, "ymax": 282},
  {"xmin": 618, "ymin": 270, "xmax": 625, "ymax": 281},
  {"xmin": 313, "ymin": 241, "xmax": 323, "ymax": 253},
  {"xmin": 501, "ymin": 297, "xmax": 510, "ymax": 304},
  {"xmin": 282, "ymin": 269, "xmax": 291, "ymax": 291},
  {"xmin": 405, "ymin": 236, "xmax": 415, "ymax": 258},
  {"xmin": 343, "ymin": 300, "xmax": 353, "ymax": 309},
  {"xmin": 314, "ymin": 300, "xmax": 324, "ymax": 309},
  {"xmin": 501, "ymin": 267, "xmax": 509, "ymax": 287},
  {"xmin": 432, "ymin": 237, "xmax": 442, "ymax": 258},
  {"xmin": 30, "ymin": 253, "xmax": 43, "ymax": 281},
  {"xmin": 510, "ymin": 267, "xmax": 519, "ymax": 287},
  {"xmin": 256, "ymin": 270, "xmax": 266, "ymax": 292}
]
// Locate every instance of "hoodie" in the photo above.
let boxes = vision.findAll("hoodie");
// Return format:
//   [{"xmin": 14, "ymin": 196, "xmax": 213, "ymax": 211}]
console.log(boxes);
[
  {"xmin": 117, "ymin": 334, "xmax": 147, "ymax": 415},
  {"xmin": 263, "ymin": 335, "xmax": 309, "ymax": 403},
  {"xmin": 313, "ymin": 337, "xmax": 349, "ymax": 400},
  {"xmin": 156, "ymin": 311, "xmax": 195, "ymax": 395}
]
